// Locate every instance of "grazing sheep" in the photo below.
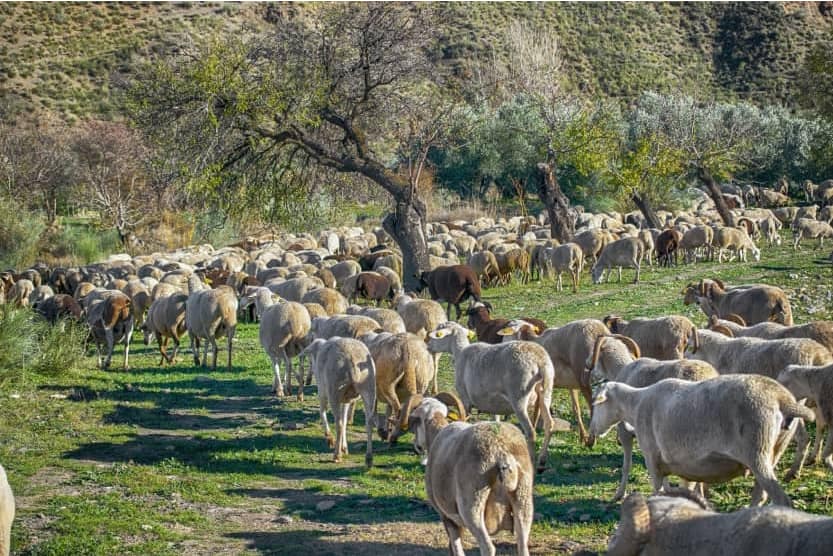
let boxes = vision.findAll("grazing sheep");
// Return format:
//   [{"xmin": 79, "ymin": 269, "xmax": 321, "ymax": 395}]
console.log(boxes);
[
  {"xmin": 361, "ymin": 331, "xmax": 434, "ymax": 442},
  {"xmin": 680, "ymin": 225, "xmax": 714, "ymax": 263},
  {"xmin": 346, "ymin": 306, "xmax": 406, "ymax": 334},
  {"xmin": 591, "ymin": 237, "xmax": 644, "ymax": 284},
  {"xmin": 417, "ymin": 265, "xmax": 483, "ymax": 320},
  {"xmin": 86, "ymin": 291, "xmax": 134, "ymax": 370},
  {"xmin": 494, "ymin": 248, "xmax": 530, "ymax": 285},
  {"xmin": 249, "ymin": 288, "xmax": 312, "ymax": 399},
  {"xmin": 310, "ymin": 314, "xmax": 382, "ymax": 340},
  {"xmin": 759, "ymin": 216, "xmax": 782, "ymax": 247},
  {"xmin": 465, "ymin": 302, "xmax": 547, "ymax": 345},
  {"xmin": 122, "ymin": 281, "xmax": 151, "ymax": 329},
  {"xmin": 395, "ymin": 293, "xmax": 448, "ymax": 394},
  {"xmin": 418, "ymin": 413, "xmax": 534, "ymax": 556},
  {"xmin": 269, "ymin": 275, "xmax": 324, "ymax": 302},
  {"xmin": 34, "ymin": 294, "xmax": 82, "ymax": 323},
  {"xmin": 777, "ymin": 364, "xmax": 833, "ymax": 480},
  {"xmin": 545, "ymin": 243, "xmax": 583, "ymax": 292},
  {"xmin": 690, "ymin": 329, "xmax": 832, "ymax": 378},
  {"xmin": 427, "ymin": 322, "xmax": 555, "ymax": 472},
  {"xmin": 688, "ymin": 278, "xmax": 793, "ymax": 326},
  {"xmin": 590, "ymin": 375, "xmax": 812, "ymax": 506},
  {"xmin": 498, "ymin": 318, "xmax": 609, "ymax": 446},
  {"xmin": 141, "ymin": 293, "xmax": 188, "ymax": 365},
  {"xmin": 185, "ymin": 275, "xmax": 238, "ymax": 371},
  {"xmin": 655, "ymin": 229, "xmax": 682, "ymax": 267},
  {"xmin": 713, "ymin": 226, "xmax": 760, "ymax": 263},
  {"xmin": 574, "ymin": 228, "xmax": 611, "ymax": 264},
  {"xmin": 792, "ymin": 218, "xmax": 833, "ymax": 250},
  {"xmin": 329, "ymin": 259, "xmax": 361, "ymax": 287},
  {"xmin": 603, "ymin": 315, "xmax": 699, "ymax": 360},
  {"xmin": 758, "ymin": 188, "xmax": 791, "ymax": 208},
  {"xmin": 301, "ymin": 287, "xmax": 348, "ymax": 316},
  {"xmin": 608, "ymin": 489, "xmax": 833, "ymax": 556},
  {"xmin": 7, "ymin": 279, "xmax": 34, "ymax": 307},
  {"xmin": 352, "ymin": 271, "xmax": 394, "ymax": 306},
  {"xmin": 585, "ymin": 335, "xmax": 718, "ymax": 501},
  {"xmin": 0, "ymin": 464, "xmax": 13, "ymax": 556},
  {"xmin": 374, "ymin": 265, "xmax": 402, "ymax": 296},
  {"xmin": 707, "ymin": 315, "xmax": 833, "ymax": 354},
  {"xmin": 300, "ymin": 337, "xmax": 376, "ymax": 467},
  {"xmin": 467, "ymin": 251, "xmax": 500, "ymax": 288}
]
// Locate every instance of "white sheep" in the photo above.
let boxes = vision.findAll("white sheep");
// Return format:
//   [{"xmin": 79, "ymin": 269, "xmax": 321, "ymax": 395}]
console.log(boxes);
[
  {"xmin": 545, "ymin": 243, "xmax": 583, "ymax": 292},
  {"xmin": 591, "ymin": 237, "xmax": 643, "ymax": 284},
  {"xmin": 427, "ymin": 322, "xmax": 555, "ymax": 472},
  {"xmin": 300, "ymin": 337, "xmax": 376, "ymax": 467},
  {"xmin": 0, "ymin": 464, "xmax": 13, "ymax": 556},
  {"xmin": 141, "ymin": 293, "xmax": 188, "ymax": 365},
  {"xmin": 590, "ymin": 375, "xmax": 812, "ymax": 506},
  {"xmin": 185, "ymin": 275, "xmax": 238, "ymax": 371}
]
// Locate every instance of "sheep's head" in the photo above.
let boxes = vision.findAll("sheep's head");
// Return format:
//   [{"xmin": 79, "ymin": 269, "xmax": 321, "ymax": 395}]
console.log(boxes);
[
  {"xmin": 140, "ymin": 323, "xmax": 153, "ymax": 346},
  {"xmin": 588, "ymin": 382, "xmax": 624, "ymax": 439},
  {"xmin": 591, "ymin": 263, "xmax": 604, "ymax": 284},
  {"xmin": 777, "ymin": 365, "xmax": 812, "ymax": 401},
  {"xmin": 405, "ymin": 392, "xmax": 467, "ymax": 465},
  {"xmin": 427, "ymin": 322, "xmax": 474, "ymax": 353},
  {"xmin": 602, "ymin": 315, "xmax": 625, "ymax": 333},
  {"xmin": 750, "ymin": 245, "xmax": 761, "ymax": 262}
]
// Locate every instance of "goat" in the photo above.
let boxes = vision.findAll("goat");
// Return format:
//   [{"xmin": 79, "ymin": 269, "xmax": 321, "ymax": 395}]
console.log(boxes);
[{"xmin": 417, "ymin": 265, "xmax": 483, "ymax": 320}]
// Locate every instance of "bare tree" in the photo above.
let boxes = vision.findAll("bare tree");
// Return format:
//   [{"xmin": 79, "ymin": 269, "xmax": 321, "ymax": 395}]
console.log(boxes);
[
  {"xmin": 73, "ymin": 120, "xmax": 150, "ymax": 247},
  {"xmin": 0, "ymin": 118, "xmax": 74, "ymax": 225}
]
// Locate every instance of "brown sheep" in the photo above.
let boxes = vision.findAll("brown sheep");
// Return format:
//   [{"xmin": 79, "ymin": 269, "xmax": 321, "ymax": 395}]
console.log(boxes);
[
  {"xmin": 417, "ymin": 264, "xmax": 483, "ymax": 320},
  {"xmin": 86, "ymin": 291, "xmax": 134, "ymax": 370},
  {"xmin": 465, "ymin": 302, "xmax": 547, "ymax": 345},
  {"xmin": 655, "ymin": 228, "xmax": 683, "ymax": 267}
]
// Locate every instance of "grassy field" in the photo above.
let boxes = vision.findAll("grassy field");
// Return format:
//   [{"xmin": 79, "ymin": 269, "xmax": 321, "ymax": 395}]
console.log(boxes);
[{"xmin": 3, "ymin": 233, "xmax": 833, "ymax": 555}]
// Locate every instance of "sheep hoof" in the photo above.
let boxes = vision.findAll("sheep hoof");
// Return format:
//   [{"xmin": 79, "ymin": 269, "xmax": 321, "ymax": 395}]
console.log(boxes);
[
  {"xmin": 326, "ymin": 436, "xmax": 335, "ymax": 448},
  {"xmin": 585, "ymin": 434, "xmax": 597, "ymax": 448}
]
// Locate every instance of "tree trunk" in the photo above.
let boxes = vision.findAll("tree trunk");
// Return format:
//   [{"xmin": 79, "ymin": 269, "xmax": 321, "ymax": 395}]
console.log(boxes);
[
  {"xmin": 698, "ymin": 166, "xmax": 735, "ymax": 227},
  {"xmin": 536, "ymin": 161, "xmax": 575, "ymax": 243},
  {"xmin": 382, "ymin": 195, "xmax": 430, "ymax": 292},
  {"xmin": 632, "ymin": 192, "xmax": 663, "ymax": 229}
]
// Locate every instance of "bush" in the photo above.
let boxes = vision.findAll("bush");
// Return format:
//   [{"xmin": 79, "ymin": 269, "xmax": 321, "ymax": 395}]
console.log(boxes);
[
  {"xmin": 0, "ymin": 197, "xmax": 45, "ymax": 270},
  {"xmin": 0, "ymin": 307, "xmax": 86, "ymax": 386}
]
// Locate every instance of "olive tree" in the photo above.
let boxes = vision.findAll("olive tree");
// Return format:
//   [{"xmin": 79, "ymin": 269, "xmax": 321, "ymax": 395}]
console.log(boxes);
[{"xmin": 127, "ymin": 4, "xmax": 454, "ymax": 290}]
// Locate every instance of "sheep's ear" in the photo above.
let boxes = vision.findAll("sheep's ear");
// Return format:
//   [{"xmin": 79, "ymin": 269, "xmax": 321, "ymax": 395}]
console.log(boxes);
[
  {"xmin": 533, "ymin": 325, "xmax": 542, "ymax": 334},
  {"xmin": 497, "ymin": 326, "xmax": 516, "ymax": 336},
  {"xmin": 592, "ymin": 389, "xmax": 607, "ymax": 405},
  {"xmin": 467, "ymin": 329, "xmax": 477, "ymax": 341},
  {"xmin": 429, "ymin": 329, "xmax": 449, "ymax": 339}
]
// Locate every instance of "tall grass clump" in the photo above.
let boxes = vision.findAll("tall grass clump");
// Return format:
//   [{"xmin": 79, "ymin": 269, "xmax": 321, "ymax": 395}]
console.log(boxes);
[
  {"xmin": 0, "ymin": 197, "xmax": 45, "ymax": 270},
  {"xmin": 0, "ymin": 306, "xmax": 86, "ymax": 386}
]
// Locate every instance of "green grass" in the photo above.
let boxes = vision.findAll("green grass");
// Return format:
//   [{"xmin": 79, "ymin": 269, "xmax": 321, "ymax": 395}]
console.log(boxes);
[{"xmin": 3, "ymin": 232, "xmax": 833, "ymax": 554}]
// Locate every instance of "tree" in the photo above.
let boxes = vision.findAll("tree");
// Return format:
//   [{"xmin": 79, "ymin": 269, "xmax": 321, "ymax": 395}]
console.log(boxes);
[
  {"xmin": 0, "ymin": 117, "xmax": 74, "ymax": 225},
  {"xmin": 797, "ymin": 43, "xmax": 833, "ymax": 121},
  {"xmin": 72, "ymin": 120, "xmax": 150, "ymax": 247},
  {"xmin": 127, "ymin": 4, "xmax": 452, "ymax": 290},
  {"xmin": 607, "ymin": 121, "xmax": 686, "ymax": 228},
  {"xmin": 485, "ymin": 22, "xmax": 618, "ymax": 241},
  {"xmin": 630, "ymin": 92, "xmax": 770, "ymax": 227}
]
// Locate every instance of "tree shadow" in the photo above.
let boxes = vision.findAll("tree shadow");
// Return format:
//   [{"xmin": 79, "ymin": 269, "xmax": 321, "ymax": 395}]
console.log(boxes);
[
  {"xmin": 225, "ymin": 486, "xmax": 436, "ymax": 525},
  {"xmin": 225, "ymin": 530, "xmax": 446, "ymax": 555}
]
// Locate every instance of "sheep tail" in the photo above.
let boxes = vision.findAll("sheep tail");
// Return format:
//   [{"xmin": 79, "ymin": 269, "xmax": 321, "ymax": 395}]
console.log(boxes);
[
  {"xmin": 496, "ymin": 454, "xmax": 520, "ymax": 492},
  {"xmin": 780, "ymin": 397, "xmax": 815, "ymax": 424}
]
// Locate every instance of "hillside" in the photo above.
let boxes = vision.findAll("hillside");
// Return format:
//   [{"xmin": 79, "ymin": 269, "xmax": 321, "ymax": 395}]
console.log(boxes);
[{"xmin": 1, "ymin": 2, "xmax": 831, "ymax": 122}]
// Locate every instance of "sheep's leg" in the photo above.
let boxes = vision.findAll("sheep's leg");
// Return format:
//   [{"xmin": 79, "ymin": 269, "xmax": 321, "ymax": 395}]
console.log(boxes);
[
  {"xmin": 556, "ymin": 272, "xmax": 562, "ymax": 292},
  {"xmin": 103, "ymin": 327, "xmax": 115, "ymax": 370},
  {"xmin": 571, "ymin": 270, "xmax": 578, "ymax": 293},
  {"xmin": 749, "ymin": 457, "xmax": 791, "ymax": 507},
  {"xmin": 441, "ymin": 517, "xmax": 466, "ymax": 556},
  {"xmin": 340, "ymin": 402, "xmax": 351, "ymax": 456},
  {"xmin": 821, "ymin": 425, "xmax": 833, "ymax": 474},
  {"xmin": 809, "ymin": 420, "xmax": 824, "ymax": 464},
  {"xmin": 569, "ymin": 389, "xmax": 588, "ymax": 444},
  {"xmin": 459, "ymin": 490, "xmax": 496, "ymax": 556},
  {"xmin": 226, "ymin": 325, "xmax": 235, "ymax": 371},
  {"xmin": 190, "ymin": 333, "xmax": 200, "ymax": 367},
  {"xmin": 333, "ymin": 402, "xmax": 346, "ymax": 462},
  {"xmin": 633, "ymin": 261, "xmax": 640, "ymax": 284},
  {"xmin": 511, "ymin": 489, "xmax": 533, "ymax": 556},
  {"xmin": 512, "ymin": 397, "xmax": 541, "ymax": 472},
  {"xmin": 785, "ymin": 422, "xmax": 810, "ymax": 482},
  {"xmin": 285, "ymin": 351, "xmax": 303, "ymax": 402},
  {"xmin": 209, "ymin": 335, "xmax": 219, "ymax": 370},
  {"xmin": 643, "ymin": 453, "xmax": 665, "ymax": 495},
  {"xmin": 363, "ymin": 390, "xmax": 375, "ymax": 468},
  {"xmin": 617, "ymin": 266, "xmax": 622, "ymax": 282},
  {"xmin": 347, "ymin": 401, "xmax": 356, "ymax": 425},
  {"xmin": 319, "ymin": 399, "xmax": 334, "ymax": 449},
  {"xmin": 431, "ymin": 352, "xmax": 441, "ymax": 395},
  {"xmin": 201, "ymin": 335, "xmax": 209, "ymax": 367},
  {"xmin": 159, "ymin": 336, "xmax": 170, "ymax": 366},
  {"xmin": 613, "ymin": 422, "xmax": 635, "ymax": 502},
  {"xmin": 122, "ymin": 325, "xmax": 132, "ymax": 371},
  {"xmin": 170, "ymin": 334, "xmax": 181, "ymax": 364},
  {"xmin": 271, "ymin": 354, "xmax": 285, "ymax": 397}
]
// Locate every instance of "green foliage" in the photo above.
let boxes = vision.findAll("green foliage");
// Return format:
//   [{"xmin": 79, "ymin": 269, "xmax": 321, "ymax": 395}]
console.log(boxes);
[
  {"xmin": 50, "ymin": 224, "xmax": 123, "ymax": 265},
  {"xmin": 0, "ymin": 307, "xmax": 86, "ymax": 386},
  {"xmin": 0, "ymin": 196, "xmax": 45, "ymax": 269}
]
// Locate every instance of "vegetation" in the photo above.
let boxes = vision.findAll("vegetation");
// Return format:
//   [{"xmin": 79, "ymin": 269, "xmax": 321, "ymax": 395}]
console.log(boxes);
[{"xmin": 3, "ymin": 233, "xmax": 833, "ymax": 554}]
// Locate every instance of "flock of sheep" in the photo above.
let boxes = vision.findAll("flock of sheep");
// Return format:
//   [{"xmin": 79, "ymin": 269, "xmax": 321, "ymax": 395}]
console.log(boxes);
[{"xmin": 3, "ymin": 180, "xmax": 833, "ymax": 554}]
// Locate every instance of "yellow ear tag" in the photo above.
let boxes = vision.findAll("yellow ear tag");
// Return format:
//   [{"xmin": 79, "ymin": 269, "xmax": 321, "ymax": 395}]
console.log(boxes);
[
  {"xmin": 467, "ymin": 330, "xmax": 477, "ymax": 341},
  {"xmin": 447, "ymin": 409, "xmax": 459, "ymax": 421},
  {"xmin": 593, "ymin": 392, "xmax": 607, "ymax": 405},
  {"xmin": 498, "ymin": 327, "xmax": 514, "ymax": 336}
]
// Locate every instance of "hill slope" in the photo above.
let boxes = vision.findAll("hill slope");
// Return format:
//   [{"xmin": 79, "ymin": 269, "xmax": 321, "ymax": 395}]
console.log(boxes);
[{"xmin": 1, "ymin": 2, "xmax": 831, "ymax": 122}]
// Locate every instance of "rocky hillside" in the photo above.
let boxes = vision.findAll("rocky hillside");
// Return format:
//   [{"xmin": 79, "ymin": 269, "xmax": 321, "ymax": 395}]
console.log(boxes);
[{"xmin": 1, "ymin": 2, "xmax": 831, "ymax": 122}]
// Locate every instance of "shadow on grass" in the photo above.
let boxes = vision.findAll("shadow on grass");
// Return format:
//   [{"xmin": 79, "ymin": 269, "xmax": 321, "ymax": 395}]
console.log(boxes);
[
  {"xmin": 226, "ymin": 486, "xmax": 436, "ymax": 524},
  {"xmin": 225, "ymin": 530, "xmax": 444, "ymax": 555}
]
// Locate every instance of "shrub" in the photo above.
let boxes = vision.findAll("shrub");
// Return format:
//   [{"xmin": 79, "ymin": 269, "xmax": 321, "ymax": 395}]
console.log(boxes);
[
  {"xmin": 0, "ymin": 197, "xmax": 45, "ymax": 270},
  {"xmin": 0, "ymin": 307, "xmax": 86, "ymax": 386}
]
